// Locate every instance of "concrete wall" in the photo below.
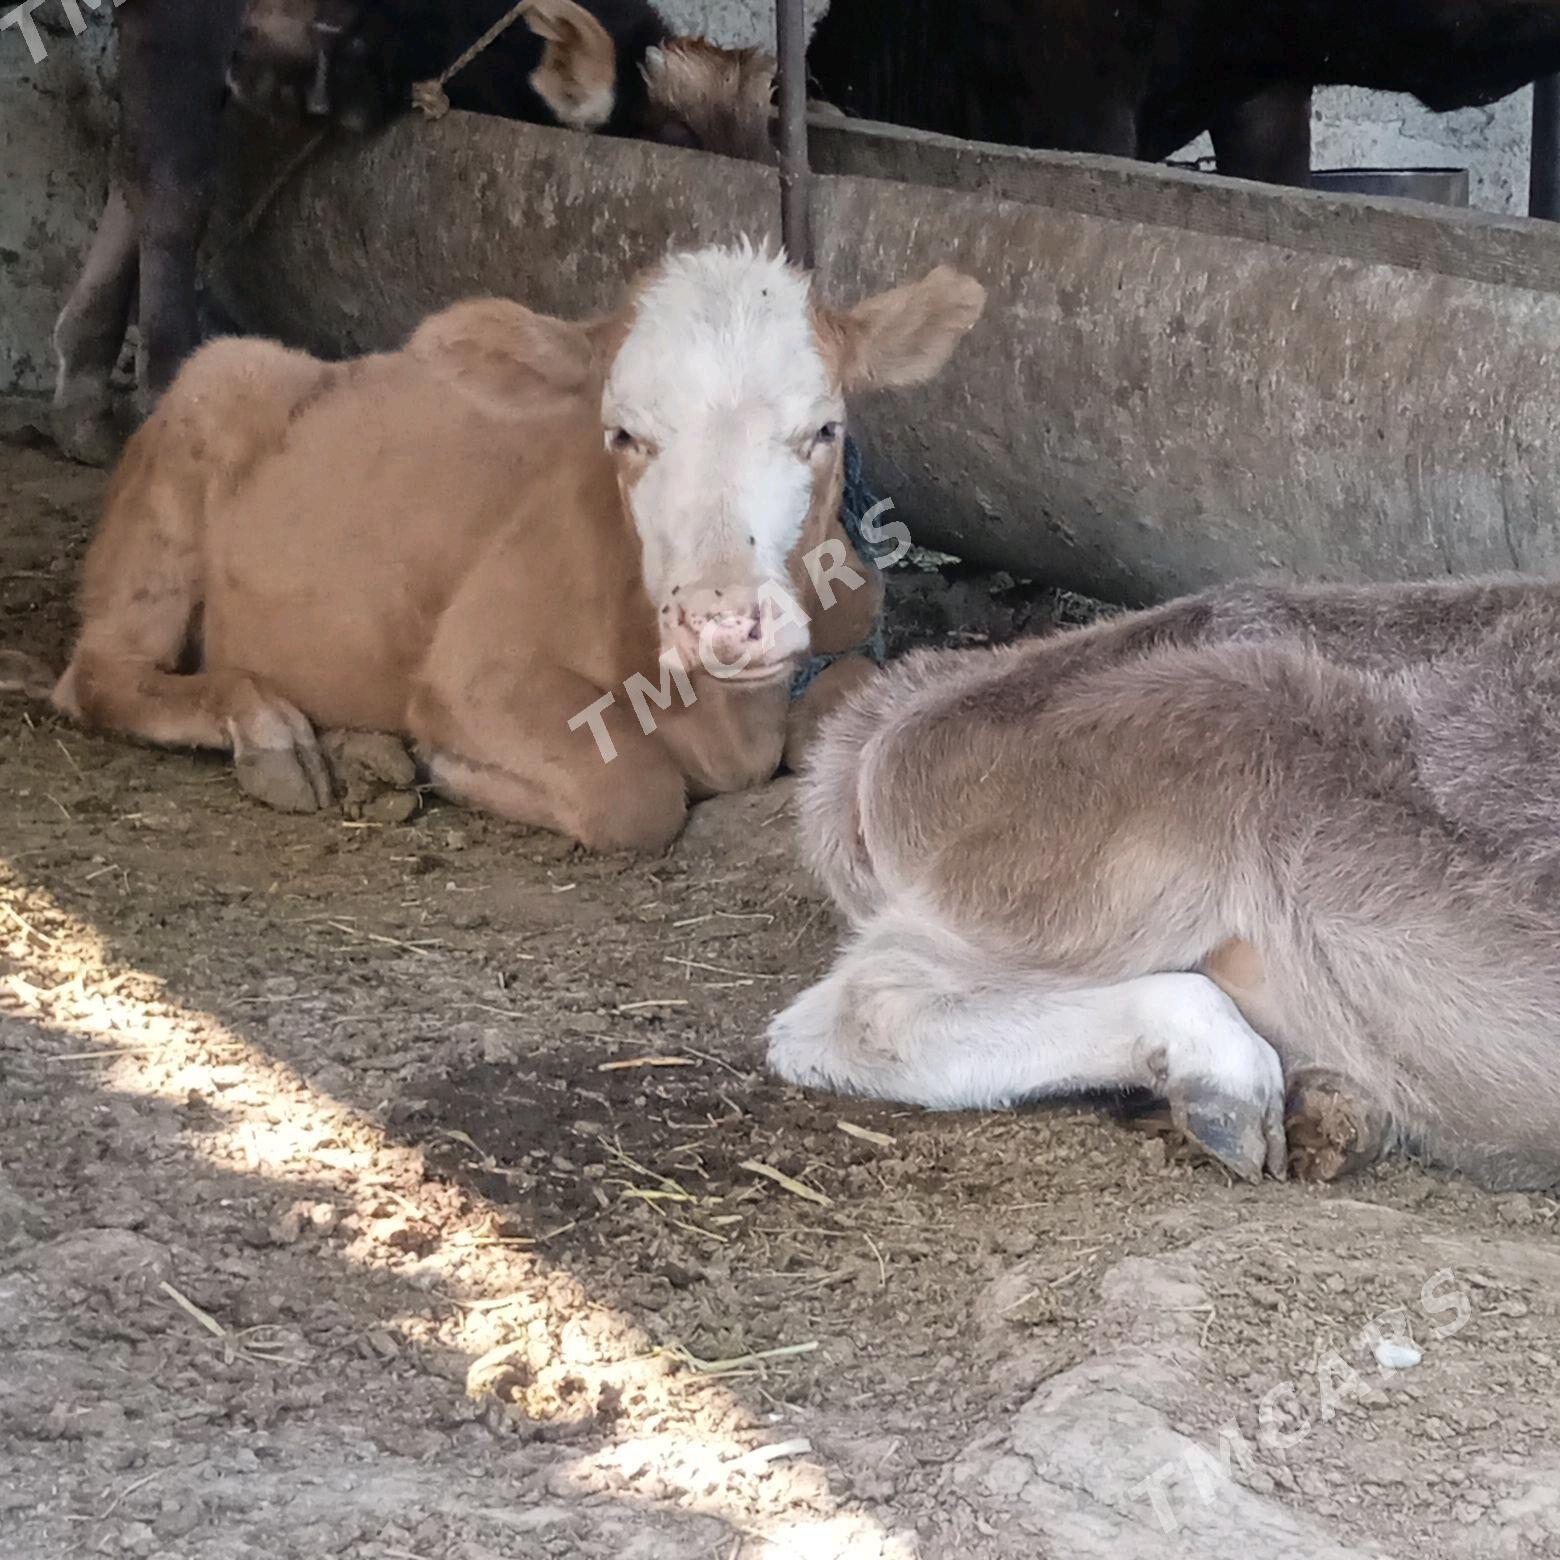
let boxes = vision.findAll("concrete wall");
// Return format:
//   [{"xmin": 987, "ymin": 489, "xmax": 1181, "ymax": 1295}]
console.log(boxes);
[
  {"xmin": 0, "ymin": 0, "xmax": 789, "ymax": 399},
  {"xmin": 0, "ymin": 0, "xmax": 1542, "ymax": 410},
  {"xmin": 0, "ymin": 4, "xmax": 115, "ymax": 395},
  {"xmin": 208, "ymin": 111, "xmax": 1560, "ymax": 602},
  {"xmin": 1314, "ymin": 87, "xmax": 1533, "ymax": 216},
  {"xmin": 658, "ymin": 0, "xmax": 822, "ymax": 48}
]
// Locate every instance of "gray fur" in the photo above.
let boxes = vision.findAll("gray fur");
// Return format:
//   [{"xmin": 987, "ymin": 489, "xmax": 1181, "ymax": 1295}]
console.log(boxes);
[{"xmin": 788, "ymin": 576, "xmax": 1560, "ymax": 1188}]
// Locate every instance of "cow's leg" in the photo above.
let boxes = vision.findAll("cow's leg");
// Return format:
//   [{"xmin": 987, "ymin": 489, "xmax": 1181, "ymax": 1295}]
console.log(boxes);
[
  {"xmin": 51, "ymin": 186, "xmax": 140, "ymax": 467},
  {"xmin": 59, "ymin": 511, "xmax": 330, "ymax": 815},
  {"xmin": 410, "ymin": 670, "xmax": 689, "ymax": 851},
  {"xmin": 117, "ymin": 0, "xmax": 246, "ymax": 411},
  {"xmin": 1209, "ymin": 84, "xmax": 1313, "ymax": 186},
  {"xmin": 56, "ymin": 331, "xmax": 338, "ymax": 814},
  {"xmin": 65, "ymin": 651, "xmax": 332, "ymax": 814},
  {"xmin": 769, "ymin": 907, "xmax": 1287, "ymax": 1181},
  {"xmin": 1201, "ymin": 937, "xmax": 1393, "ymax": 1180}
]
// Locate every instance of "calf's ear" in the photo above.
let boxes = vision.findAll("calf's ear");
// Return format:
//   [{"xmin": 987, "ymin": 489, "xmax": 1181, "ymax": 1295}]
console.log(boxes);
[
  {"xmin": 408, "ymin": 299, "xmax": 597, "ymax": 411},
  {"xmin": 819, "ymin": 267, "xmax": 986, "ymax": 391},
  {"xmin": 521, "ymin": 0, "xmax": 617, "ymax": 131}
]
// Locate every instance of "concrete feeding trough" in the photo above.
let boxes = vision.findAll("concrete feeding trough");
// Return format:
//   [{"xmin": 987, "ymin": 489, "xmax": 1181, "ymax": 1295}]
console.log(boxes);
[{"xmin": 210, "ymin": 110, "xmax": 1560, "ymax": 603}]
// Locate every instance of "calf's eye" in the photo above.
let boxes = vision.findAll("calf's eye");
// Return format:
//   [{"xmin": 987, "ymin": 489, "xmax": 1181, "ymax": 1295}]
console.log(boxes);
[
  {"xmin": 816, "ymin": 421, "xmax": 842, "ymax": 446},
  {"xmin": 608, "ymin": 428, "xmax": 640, "ymax": 453}
]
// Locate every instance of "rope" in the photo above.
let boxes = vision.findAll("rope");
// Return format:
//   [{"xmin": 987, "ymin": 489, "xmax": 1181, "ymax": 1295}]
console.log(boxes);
[
  {"xmin": 225, "ymin": 126, "xmax": 330, "ymax": 251},
  {"xmin": 412, "ymin": 0, "xmax": 536, "ymax": 119},
  {"xmin": 225, "ymin": 0, "xmax": 539, "ymax": 247},
  {"xmin": 789, "ymin": 436, "xmax": 890, "ymax": 701}
]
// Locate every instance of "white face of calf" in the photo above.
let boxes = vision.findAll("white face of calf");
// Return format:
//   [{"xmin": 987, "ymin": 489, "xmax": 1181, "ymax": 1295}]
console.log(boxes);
[
  {"xmin": 602, "ymin": 245, "xmax": 986, "ymax": 683},
  {"xmin": 602, "ymin": 247, "xmax": 837, "ymax": 683}
]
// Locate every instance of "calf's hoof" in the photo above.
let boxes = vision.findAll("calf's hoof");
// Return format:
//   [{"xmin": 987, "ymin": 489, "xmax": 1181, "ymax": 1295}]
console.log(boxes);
[
  {"xmin": 50, "ymin": 402, "xmax": 122, "ymax": 468},
  {"xmin": 322, "ymin": 730, "xmax": 421, "ymax": 823},
  {"xmin": 235, "ymin": 747, "xmax": 330, "ymax": 814},
  {"xmin": 1284, "ymin": 1068, "xmax": 1392, "ymax": 1182},
  {"xmin": 1170, "ymin": 1080, "xmax": 1288, "ymax": 1184},
  {"xmin": 231, "ymin": 715, "xmax": 330, "ymax": 815}
]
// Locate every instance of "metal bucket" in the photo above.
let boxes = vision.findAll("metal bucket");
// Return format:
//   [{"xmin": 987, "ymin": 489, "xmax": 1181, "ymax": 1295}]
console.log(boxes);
[{"xmin": 1309, "ymin": 167, "xmax": 1471, "ymax": 208}]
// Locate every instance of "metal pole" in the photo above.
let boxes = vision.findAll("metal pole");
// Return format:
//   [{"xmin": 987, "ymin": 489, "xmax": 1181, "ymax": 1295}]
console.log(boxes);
[
  {"xmin": 776, "ymin": 0, "xmax": 813, "ymax": 266},
  {"xmin": 1531, "ymin": 75, "xmax": 1560, "ymax": 221}
]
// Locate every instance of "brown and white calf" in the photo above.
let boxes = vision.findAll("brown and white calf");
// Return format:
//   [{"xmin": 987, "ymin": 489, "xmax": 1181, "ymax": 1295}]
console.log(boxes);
[
  {"xmin": 51, "ymin": 244, "xmax": 984, "ymax": 850},
  {"xmin": 771, "ymin": 577, "xmax": 1560, "ymax": 1190}
]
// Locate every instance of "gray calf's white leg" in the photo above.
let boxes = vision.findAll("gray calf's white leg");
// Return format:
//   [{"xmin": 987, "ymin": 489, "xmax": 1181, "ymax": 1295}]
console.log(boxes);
[{"xmin": 768, "ymin": 910, "xmax": 1286, "ymax": 1180}]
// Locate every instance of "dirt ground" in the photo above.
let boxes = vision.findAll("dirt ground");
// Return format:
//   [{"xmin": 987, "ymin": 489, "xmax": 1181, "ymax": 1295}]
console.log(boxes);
[{"xmin": 4, "ymin": 431, "xmax": 1560, "ymax": 1560}]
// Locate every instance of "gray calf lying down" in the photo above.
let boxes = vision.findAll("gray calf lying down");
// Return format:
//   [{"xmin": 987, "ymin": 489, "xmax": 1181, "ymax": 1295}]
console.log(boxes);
[{"xmin": 770, "ymin": 577, "xmax": 1560, "ymax": 1190}]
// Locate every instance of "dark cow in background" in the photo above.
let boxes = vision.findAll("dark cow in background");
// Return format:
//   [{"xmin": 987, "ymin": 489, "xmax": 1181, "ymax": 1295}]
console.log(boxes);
[
  {"xmin": 808, "ymin": 0, "xmax": 1560, "ymax": 187},
  {"xmin": 53, "ymin": 0, "xmax": 262, "ymax": 467},
  {"xmin": 322, "ymin": 0, "xmax": 777, "ymax": 155},
  {"xmin": 330, "ymin": 0, "xmax": 675, "ymax": 137},
  {"xmin": 50, "ymin": 0, "xmax": 774, "ymax": 468}
]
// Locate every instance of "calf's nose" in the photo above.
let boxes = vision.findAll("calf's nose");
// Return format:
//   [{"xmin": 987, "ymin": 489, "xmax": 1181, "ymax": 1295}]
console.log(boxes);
[
  {"xmin": 674, "ymin": 603, "xmax": 764, "ymax": 673},
  {"xmin": 664, "ymin": 586, "xmax": 798, "ymax": 677}
]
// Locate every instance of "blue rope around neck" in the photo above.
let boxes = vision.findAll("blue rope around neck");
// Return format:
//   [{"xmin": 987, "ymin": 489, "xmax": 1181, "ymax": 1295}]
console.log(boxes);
[{"xmin": 789, "ymin": 435, "xmax": 889, "ymax": 700}]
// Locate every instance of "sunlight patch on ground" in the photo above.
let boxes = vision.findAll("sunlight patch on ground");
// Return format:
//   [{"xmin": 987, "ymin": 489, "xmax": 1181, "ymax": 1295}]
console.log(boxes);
[{"xmin": 0, "ymin": 867, "xmax": 913, "ymax": 1558}]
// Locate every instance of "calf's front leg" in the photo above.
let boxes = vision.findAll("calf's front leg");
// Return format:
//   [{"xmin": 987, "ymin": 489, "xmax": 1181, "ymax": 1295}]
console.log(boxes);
[
  {"xmin": 768, "ymin": 909, "xmax": 1287, "ymax": 1181},
  {"xmin": 61, "ymin": 646, "xmax": 333, "ymax": 814},
  {"xmin": 410, "ymin": 667, "xmax": 690, "ymax": 851}
]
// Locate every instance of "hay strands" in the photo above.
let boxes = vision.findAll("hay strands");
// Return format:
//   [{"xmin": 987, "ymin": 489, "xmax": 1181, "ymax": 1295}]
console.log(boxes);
[
  {"xmin": 435, "ymin": 1128, "xmax": 529, "ymax": 1180},
  {"xmin": 158, "ymin": 1281, "xmax": 303, "ymax": 1366},
  {"xmin": 603, "ymin": 1138, "xmax": 696, "ymax": 1203},
  {"xmin": 740, "ymin": 1158, "xmax": 832, "ymax": 1207},
  {"xmin": 604, "ymin": 1140, "xmax": 735, "ymax": 1244},
  {"xmin": 662, "ymin": 1339, "xmax": 819, "ymax": 1377},
  {"xmin": 837, "ymin": 1120, "xmax": 896, "ymax": 1147},
  {"xmin": 597, "ymin": 1055, "xmax": 695, "ymax": 1072},
  {"xmin": 727, "ymin": 1437, "xmax": 813, "ymax": 1472}
]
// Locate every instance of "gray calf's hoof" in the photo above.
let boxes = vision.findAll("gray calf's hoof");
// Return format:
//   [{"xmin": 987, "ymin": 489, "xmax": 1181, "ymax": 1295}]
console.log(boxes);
[
  {"xmin": 1170, "ymin": 1083, "xmax": 1288, "ymax": 1184},
  {"xmin": 1285, "ymin": 1068, "xmax": 1392, "ymax": 1182}
]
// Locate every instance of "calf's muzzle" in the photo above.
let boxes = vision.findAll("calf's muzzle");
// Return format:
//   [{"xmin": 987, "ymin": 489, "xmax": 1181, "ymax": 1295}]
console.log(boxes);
[{"xmin": 662, "ymin": 581, "xmax": 809, "ymax": 680}]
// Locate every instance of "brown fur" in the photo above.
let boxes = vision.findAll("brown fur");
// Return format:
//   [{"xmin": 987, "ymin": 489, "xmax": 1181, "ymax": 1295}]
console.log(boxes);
[
  {"xmin": 641, "ymin": 38, "xmax": 777, "ymax": 162},
  {"xmin": 522, "ymin": 0, "xmax": 620, "ymax": 130},
  {"xmin": 792, "ymin": 577, "xmax": 1560, "ymax": 1187},
  {"xmin": 55, "ymin": 256, "xmax": 983, "ymax": 851}
]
